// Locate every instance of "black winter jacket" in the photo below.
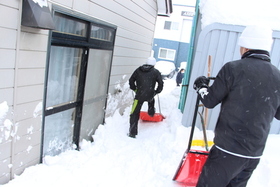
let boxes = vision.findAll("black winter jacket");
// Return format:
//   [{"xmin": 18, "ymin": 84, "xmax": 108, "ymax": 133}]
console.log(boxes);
[
  {"xmin": 129, "ymin": 65, "xmax": 164, "ymax": 102},
  {"xmin": 176, "ymin": 71, "xmax": 184, "ymax": 84},
  {"xmin": 200, "ymin": 50, "xmax": 280, "ymax": 157}
]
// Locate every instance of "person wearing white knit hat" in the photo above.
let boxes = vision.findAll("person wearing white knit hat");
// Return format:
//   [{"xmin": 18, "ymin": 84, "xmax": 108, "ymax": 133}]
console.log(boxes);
[
  {"xmin": 128, "ymin": 57, "xmax": 164, "ymax": 138},
  {"xmin": 145, "ymin": 57, "xmax": 156, "ymax": 66},
  {"xmin": 193, "ymin": 25, "xmax": 280, "ymax": 187},
  {"xmin": 238, "ymin": 25, "xmax": 273, "ymax": 58},
  {"xmin": 238, "ymin": 25, "xmax": 273, "ymax": 52}
]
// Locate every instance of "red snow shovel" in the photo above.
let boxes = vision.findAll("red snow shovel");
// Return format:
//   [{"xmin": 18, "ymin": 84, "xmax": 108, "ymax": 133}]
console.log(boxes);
[
  {"xmin": 139, "ymin": 95, "xmax": 165, "ymax": 122},
  {"xmin": 173, "ymin": 94, "xmax": 209, "ymax": 186}
]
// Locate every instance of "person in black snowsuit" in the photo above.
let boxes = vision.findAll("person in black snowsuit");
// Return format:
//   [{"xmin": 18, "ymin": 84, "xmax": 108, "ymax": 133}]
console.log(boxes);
[
  {"xmin": 176, "ymin": 68, "xmax": 185, "ymax": 86},
  {"xmin": 128, "ymin": 57, "xmax": 164, "ymax": 138},
  {"xmin": 193, "ymin": 25, "xmax": 280, "ymax": 187}
]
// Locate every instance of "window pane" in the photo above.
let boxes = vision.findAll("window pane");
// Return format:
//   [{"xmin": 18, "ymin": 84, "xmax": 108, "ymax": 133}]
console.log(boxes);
[
  {"xmin": 80, "ymin": 49, "xmax": 112, "ymax": 141},
  {"xmin": 171, "ymin": 22, "xmax": 179, "ymax": 30},
  {"xmin": 167, "ymin": 50, "xmax": 176, "ymax": 59},
  {"xmin": 90, "ymin": 25, "xmax": 113, "ymax": 41},
  {"xmin": 43, "ymin": 108, "xmax": 75, "ymax": 156},
  {"xmin": 46, "ymin": 46, "xmax": 83, "ymax": 108},
  {"xmin": 54, "ymin": 13, "xmax": 88, "ymax": 37},
  {"xmin": 164, "ymin": 21, "xmax": 171, "ymax": 30},
  {"xmin": 159, "ymin": 49, "xmax": 167, "ymax": 58}
]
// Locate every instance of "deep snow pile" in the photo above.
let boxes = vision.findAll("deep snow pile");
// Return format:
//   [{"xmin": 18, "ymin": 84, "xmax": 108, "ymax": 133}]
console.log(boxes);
[
  {"xmin": 0, "ymin": 101, "xmax": 13, "ymax": 144},
  {"xmin": 199, "ymin": 0, "xmax": 280, "ymax": 30},
  {"xmin": 1, "ymin": 78, "xmax": 280, "ymax": 187}
]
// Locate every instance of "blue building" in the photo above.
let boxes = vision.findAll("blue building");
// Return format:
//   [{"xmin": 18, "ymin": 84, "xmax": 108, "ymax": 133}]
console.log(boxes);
[{"xmin": 152, "ymin": 1, "xmax": 195, "ymax": 70}]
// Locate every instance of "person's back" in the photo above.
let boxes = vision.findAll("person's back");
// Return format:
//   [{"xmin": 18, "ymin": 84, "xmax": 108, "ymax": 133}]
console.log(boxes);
[
  {"xmin": 194, "ymin": 25, "xmax": 280, "ymax": 187},
  {"xmin": 130, "ymin": 64, "xmax": 163, "ymax": 102},
  {"xmin": 128, "ymin": 57, "xmax": 163, "ymax": 138},
  {"xmin": 206, "ymin": 51, "xmax": 280, "ymax": 157}
]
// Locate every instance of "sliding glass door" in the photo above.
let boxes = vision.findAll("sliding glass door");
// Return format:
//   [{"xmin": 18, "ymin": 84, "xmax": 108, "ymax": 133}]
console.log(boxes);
[
  {"xmin": 80, "ymin": 49, "xmax": 112, "ymax": 141},
  {"xmin": 43, "ymin": 46, "xmax": 86, "ymax": 156},
  {"xmin": 41, "ymin": 8, "xmax": 116, "ymax": 158}
]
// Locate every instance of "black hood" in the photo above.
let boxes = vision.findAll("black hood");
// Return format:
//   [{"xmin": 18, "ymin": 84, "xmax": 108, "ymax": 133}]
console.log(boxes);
[{"xmin": 140, "ymin": 64, "xmax": 154, "ymax": 72}]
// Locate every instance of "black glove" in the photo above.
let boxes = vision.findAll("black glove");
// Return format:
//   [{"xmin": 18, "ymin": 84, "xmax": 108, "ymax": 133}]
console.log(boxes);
[
  {"xmin": 154, "ymin": 90, "xmax": 159, "ymax": 96},
  {"xmin": 193, "ymin": 76, "xmax": 210, "ymax": 91}
]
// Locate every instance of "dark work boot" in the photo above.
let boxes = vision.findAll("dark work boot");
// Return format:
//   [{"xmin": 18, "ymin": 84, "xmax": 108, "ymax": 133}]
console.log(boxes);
[
  {"xmin": 127, "ymin": 133, "xmax": 136, "ymax": 138},
  {"xmin": 148, "ymin": 107, "xmax": 155, "ymax": 117}
]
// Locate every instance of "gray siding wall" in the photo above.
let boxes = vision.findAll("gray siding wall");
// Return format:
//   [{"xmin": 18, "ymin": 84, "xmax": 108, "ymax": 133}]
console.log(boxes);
[
  {"xmin": 0, "ymin": 1, "xmax": 46, "ymax": 183},
  {"xmin": 0, "ymin": 0, "xmax": 158, "ymax": 184},
  {"xmin": 182, "ymin": 23, "xmax": 280, "ymax": 134}
]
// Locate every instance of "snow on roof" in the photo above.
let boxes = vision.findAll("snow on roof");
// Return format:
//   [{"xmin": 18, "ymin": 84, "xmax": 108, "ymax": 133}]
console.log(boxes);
[{"xmin": 199, "ymin": 0, "xmax": 280, "ymax": 30}]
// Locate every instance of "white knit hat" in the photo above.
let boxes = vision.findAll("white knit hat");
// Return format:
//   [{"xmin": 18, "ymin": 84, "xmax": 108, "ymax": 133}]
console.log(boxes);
[
  {"xmin": 238, "ymin": 25, "xmax": 273, "ymax": 51},
  {"xmin": 146, "ymin": 57, "xmax": 156, "ymax": 66}
]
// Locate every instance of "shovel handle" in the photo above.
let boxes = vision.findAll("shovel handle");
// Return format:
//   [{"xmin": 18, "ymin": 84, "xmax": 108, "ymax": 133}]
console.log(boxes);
[
  {"xmin": 173, "ymin": 76, "xmax": 216, "ymax": 181},
  {"xmin": 187, "ymin": 94, "xmax": 200, "ymax": 152},
  {"xmin": 173, "ymin": 94, "xmax": 200, "ymax": 180}
]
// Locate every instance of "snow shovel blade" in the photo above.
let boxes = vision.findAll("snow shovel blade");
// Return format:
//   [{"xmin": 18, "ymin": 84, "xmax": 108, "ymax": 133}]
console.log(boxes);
[
  {"xmin": 173, "ymin": 150, "xmax": 209, "ymax": 186},
  {"xmin": 139, "ymin": 111, "xmax": 165, "ymax": 122}
]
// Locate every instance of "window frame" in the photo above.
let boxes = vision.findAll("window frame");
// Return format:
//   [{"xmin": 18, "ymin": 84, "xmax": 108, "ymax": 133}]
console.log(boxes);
[
  {"xmin": 164, "ymin": 21, "xmax": 179, "ymax": 30},
  {"xmin": 41, "ymin": 6, "xmax": 117, "ymax": 160},
  {"xmin": 158, "ymin": 48, "xmax": 176, "ymax": 61}
]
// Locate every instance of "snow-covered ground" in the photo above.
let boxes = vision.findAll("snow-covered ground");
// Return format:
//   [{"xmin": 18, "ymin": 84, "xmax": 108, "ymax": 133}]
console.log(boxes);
[{"xmin": 1, "ymin": 77, "xmax": 279, "ymax": 187}]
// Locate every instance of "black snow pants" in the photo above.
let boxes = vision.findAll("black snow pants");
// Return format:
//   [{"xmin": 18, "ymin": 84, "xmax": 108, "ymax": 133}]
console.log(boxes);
[
  {"xmin": 129, "ymin": 98, "xmax": 155, "ymax": 136},
  {"xmin": 196, "ymin": 146, "xmax": 260, "ymax": 187}
]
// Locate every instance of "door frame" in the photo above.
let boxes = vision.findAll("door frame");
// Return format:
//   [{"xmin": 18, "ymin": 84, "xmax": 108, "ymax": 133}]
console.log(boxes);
[{"xmin": 40, "ymin": 6, "xmax": 116, "ymax": 161}]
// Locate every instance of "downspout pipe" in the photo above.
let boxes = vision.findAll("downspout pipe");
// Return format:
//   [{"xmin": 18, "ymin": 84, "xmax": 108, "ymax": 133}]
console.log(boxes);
[{"xmin": 178, "ymin": 0, "xmax": 200, "ymax": 112}]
